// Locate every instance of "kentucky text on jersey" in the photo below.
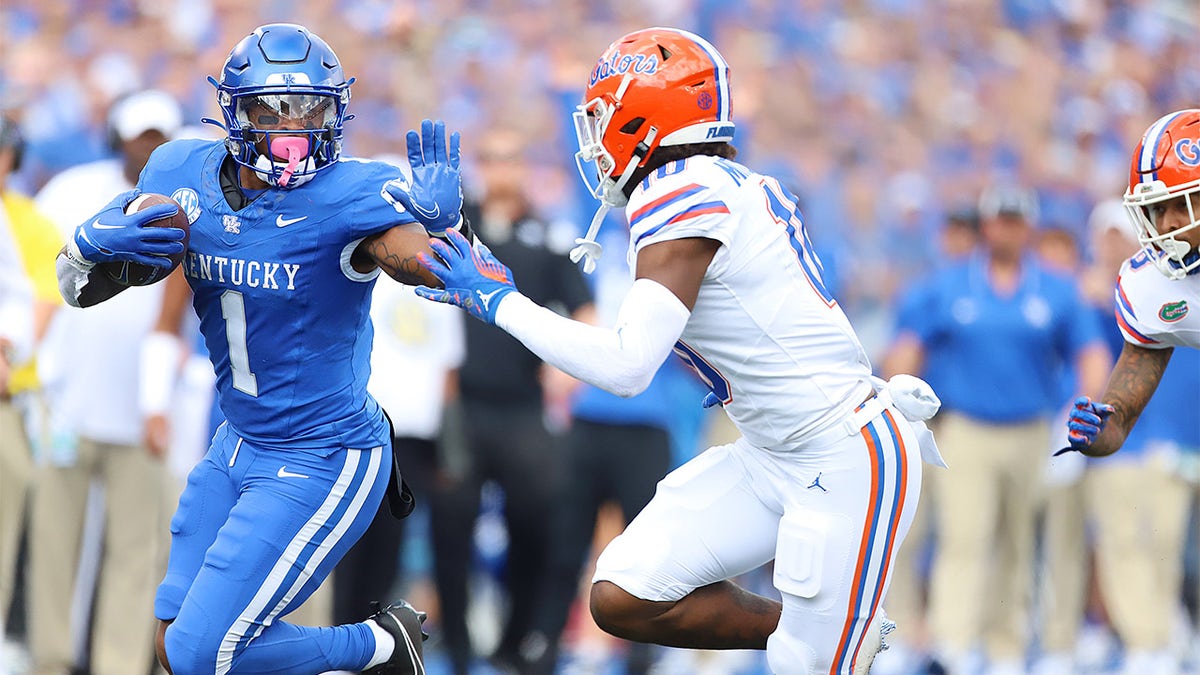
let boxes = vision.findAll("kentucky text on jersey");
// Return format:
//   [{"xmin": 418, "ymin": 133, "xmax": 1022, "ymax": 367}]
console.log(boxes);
[{"xmin": 183, "ymin": 251, "xmax": 301, "ymax": 291}]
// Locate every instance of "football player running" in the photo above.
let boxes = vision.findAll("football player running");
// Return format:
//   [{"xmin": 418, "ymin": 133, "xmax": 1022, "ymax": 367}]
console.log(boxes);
[
  {"xmin": 414, "ymin": 27, "xmax": 946, "ymax": 675},
  {"xmin": 54, "ymin": 23, "xmax": 467, "ymax": 675},
  {"xmin": 1063, "ymin": 109, "xmax": 1200, "ymax": 457}
]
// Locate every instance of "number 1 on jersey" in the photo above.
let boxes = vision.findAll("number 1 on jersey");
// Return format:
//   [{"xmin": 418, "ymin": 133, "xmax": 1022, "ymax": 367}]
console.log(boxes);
[{"xmin": 220, "ymin": 290, "xmax": 259, "ymax": 396}]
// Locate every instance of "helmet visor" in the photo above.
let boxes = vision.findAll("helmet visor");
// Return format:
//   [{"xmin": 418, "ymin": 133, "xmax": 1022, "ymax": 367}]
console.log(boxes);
[{"xmin": 236, "ymin": 94, "xmax": 337, "ymax": 130}]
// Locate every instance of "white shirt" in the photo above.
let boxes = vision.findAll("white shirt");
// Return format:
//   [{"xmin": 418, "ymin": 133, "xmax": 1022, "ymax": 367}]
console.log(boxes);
[
  {"xmin": 36, "ymin": 160, "xmax": 164, "ymax": 445},
  {"xmin": 1114, "ymin": 250, "xmax": 1200, "ymax": 350},
  {"xmin": 625, "ymin": 155, "xmax": 874, "ymax": 450},
  {"xmin": 367, "ymin": 281, "xmax": 464, "ymax": 439},
  {"xmin": 0, "ymin": 205, "xmax": 33, "ymax": 363}
]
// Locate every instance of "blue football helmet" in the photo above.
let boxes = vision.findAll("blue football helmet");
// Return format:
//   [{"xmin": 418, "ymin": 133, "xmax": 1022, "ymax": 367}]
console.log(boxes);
[{"xmin": 208, "ymin": 23, "xmax": 354, "ymax": 187}]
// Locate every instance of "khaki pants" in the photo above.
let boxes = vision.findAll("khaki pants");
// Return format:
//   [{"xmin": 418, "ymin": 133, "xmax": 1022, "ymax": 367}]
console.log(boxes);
[
  {"xmin": 927, "ymin": 413, "xmax": 1049, "ymax": 661},
  {"xmin": 0, "ymin": 400, "xmax": 34, "ymax": 625},
  {"xmin": 27, "ymin": 439, "xmax": 170, "ymax": 675},
  {"xmin": 1085, "ymin": 461, "xmax": 1190, "ymax": 651},
  {"xmin": 1038, "ymin": 479, "xmax": 1088, "ymax": 653}
]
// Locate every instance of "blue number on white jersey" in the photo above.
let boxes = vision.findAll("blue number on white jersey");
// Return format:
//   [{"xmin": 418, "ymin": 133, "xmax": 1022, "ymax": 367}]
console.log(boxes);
[
  {"xmin": 673, "ymin": 339, "xmax": 732, "ymax": 405},
  {"xmin": 762, "ymin": 178, "xmax": 834, "ymax": 306}
]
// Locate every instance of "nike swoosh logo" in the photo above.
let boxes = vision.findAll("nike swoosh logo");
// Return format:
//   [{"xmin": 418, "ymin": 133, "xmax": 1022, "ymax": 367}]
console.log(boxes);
[
  {"xmin": 410, "ymin": 202, "xmax": 441, "ymax": 220},
  {"xmin": 276, "ymin": 466, "xmax": 310, "ymax": 479},
  {"xmin": 92, "ymin": 219, "xmax": 124, "ymax": 230},
  {"xmin": 477, "ymin": 288, "xmax": 502, "ymax": 312},
  {"xmin": 276, "ymin": 215, "xmax": 308, "ymax": 228}
]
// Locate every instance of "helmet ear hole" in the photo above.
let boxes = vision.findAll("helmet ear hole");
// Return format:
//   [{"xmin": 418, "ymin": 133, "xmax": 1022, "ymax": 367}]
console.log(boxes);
[{"xmin": 620, "ymin": 118, "xmax": 645, "ymax": 134}]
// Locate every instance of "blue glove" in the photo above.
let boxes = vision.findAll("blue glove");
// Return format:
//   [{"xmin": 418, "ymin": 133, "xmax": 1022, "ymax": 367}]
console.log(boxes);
[
  {"xmin": 415, "ymin": 229, "xmax": 516, "ymax": 324},
  {"xmin": 1055, "ymin": 396, "xmax": 1116, "ymax": 455},
  {"xmin": 383, "ymin": 119, "xmax": 463, "ymax": 235},
  {"xmin": 701, "ymin": 392, "xmax": 723, "ymax": 408},
  {"xmin": 73, "ymin": 190, "xmax": 184, "ymax": 269}
]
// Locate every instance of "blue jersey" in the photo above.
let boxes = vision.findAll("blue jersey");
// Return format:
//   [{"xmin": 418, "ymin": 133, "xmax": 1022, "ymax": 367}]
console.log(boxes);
[
  {"xmin": 139, "ymin": 139, "xmax": 415, "ymax": 450},
  {"xmin": 896, "ymin": 253, "xmax": 1102, "ymax": 423}
]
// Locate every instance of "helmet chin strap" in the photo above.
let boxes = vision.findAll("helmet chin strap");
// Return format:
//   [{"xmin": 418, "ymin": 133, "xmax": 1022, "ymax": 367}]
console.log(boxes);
[
  {"xmin": 254, "ymin": 136, "xmax": 316, "ymax": 188},
  {"xmin": 570, "ymin": 204, "xmax": 610, "ymax": 274},
  {"xmin": 570, "ymin": 126, "xmax": 658, "ymax": 274}
]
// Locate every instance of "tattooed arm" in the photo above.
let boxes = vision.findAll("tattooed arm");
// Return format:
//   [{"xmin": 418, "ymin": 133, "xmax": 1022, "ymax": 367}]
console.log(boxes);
[
  {"xmin": 1083, "ymin": 342, "xmax": 1174, "ymax": 457},
  {"xmin": 354, "ymin": 223, "xmax": 443, "ymax": 287}
]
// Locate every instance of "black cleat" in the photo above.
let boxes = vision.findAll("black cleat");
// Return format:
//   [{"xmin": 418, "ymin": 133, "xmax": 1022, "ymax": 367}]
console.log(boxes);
[{"xmin": 364, "ymin": 600, "xmax": 428, "ymax": 674}]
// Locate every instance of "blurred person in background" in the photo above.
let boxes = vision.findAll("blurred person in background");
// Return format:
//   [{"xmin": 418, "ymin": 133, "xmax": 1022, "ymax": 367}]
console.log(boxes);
[
  {"xmin": 886, "ymin": 184, "xmax": 1110, "ymax": 674},
  {"xmin": 0, "ymin": 113, "xmax": 61, "ymax": 668},
  {"xmin": 875, "ymin": 206, "xmax": 981, "ymax": 674},
  {"xmin": 1029, "ymin": 222, "xmax": 1092, "ymax": 675},
  {"xmin": 0, "ymin": 117, "xmax": 38, "ymax": 673},
  {"xmin": 428, "ymin": 127, "xmax": 592, "ymax": 675},
  {"xmin": 939, "ymin": 208, "xmax": 982, "ymax": 261},
  {"xmin": 26, "ymin": 89, "xmax": 183, "ymax": 675}
]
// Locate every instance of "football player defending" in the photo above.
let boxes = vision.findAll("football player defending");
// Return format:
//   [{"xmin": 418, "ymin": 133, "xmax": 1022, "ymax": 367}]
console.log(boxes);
[
  {"xmin": 415, "ymin": 27, "xmax": 945, "ymax": 674},
  {"xmin": 54, "ymin": 24, "xmax": 467, "ymax": 675},
  {"xmin": 1063, "ymin": 109, "xmax": 1200, "ymax": 457}
]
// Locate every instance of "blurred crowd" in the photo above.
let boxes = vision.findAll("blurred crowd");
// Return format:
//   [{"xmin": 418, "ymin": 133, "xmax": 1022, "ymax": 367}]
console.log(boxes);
[
  {"xmin": 5, "ymin": 0, "xmax": 1199, "ymax": 321},
  {"xmin": 1, "ymin": 1, "xmax": 1198, "ymax": 674}
]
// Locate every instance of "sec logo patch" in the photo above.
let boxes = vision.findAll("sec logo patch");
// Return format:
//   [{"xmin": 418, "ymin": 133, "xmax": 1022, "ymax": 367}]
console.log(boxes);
[{"xmin": 172, "ymin": 187, "xmax": 202, "ymax": 224}]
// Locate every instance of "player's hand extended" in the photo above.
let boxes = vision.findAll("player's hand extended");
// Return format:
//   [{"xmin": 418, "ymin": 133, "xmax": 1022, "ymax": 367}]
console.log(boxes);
[
  {"xmin": 384, "ymin": 119, "xmax": 463, "ymax": 235},
  {"xmin": 72, "ymin": 189, "xmax": 184, "ymax": 269},
  {"xmin": 415, "ymin": 229, "xmax": 516, "ymax": 324},
  {"xmin": 1055, "ymin": 396, "xmax": 1115, "ymax": 455}
]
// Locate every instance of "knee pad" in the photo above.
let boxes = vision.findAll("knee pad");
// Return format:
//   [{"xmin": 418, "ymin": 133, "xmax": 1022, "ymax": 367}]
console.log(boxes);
[
  {"xmin": 766, "ymin": 630, "xmax": 818, "ymax": 675},
  {"xmin": 164, "ymin": 619, "xmax": 217, "ymax": 675}
]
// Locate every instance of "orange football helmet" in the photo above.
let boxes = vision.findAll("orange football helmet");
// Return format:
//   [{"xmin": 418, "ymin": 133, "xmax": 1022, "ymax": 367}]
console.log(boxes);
[
  {"xmin": 573, "ymin": 27, "xmax": 734, "ymax": 209},
  {"xmin": 1124, "ymin": 109, "xmax": 1200, "ymax": 279}
]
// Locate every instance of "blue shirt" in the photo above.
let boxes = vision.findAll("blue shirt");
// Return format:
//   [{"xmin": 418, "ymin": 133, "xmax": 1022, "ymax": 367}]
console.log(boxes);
[
  {"xmin": 896, "ymin": 253, "xmax": 1102, "ymax": 423},
  {"xmin": 1120, "ymin": 338, "xmax": 1200, "ymax": 455},
  {"xmin": 139, "ymin": 140, "xmax": 415, "ymax": 450}
]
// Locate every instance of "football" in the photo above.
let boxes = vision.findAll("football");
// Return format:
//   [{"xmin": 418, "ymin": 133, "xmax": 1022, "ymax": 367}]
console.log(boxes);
[{"xmin": 100, "ymin": 192, "xmax": 190, "ymax": 287}]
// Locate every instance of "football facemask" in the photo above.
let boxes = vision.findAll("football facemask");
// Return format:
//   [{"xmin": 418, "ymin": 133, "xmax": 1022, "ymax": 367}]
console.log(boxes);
[{"xmin": 210, "ymin": 23, "xmax": 353, "ymax": 188}]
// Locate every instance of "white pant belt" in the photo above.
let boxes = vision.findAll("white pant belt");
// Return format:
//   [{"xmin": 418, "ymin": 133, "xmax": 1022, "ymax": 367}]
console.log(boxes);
[{"xmin": 789, "ymin": 376, "xmax": 948, "ymax": 468}]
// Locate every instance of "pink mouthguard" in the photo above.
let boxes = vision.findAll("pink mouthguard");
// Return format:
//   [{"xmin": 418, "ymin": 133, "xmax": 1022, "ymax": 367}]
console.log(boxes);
[{"xmin": 270, "ymin": 137, "xmax": 310, "ymax": 187}]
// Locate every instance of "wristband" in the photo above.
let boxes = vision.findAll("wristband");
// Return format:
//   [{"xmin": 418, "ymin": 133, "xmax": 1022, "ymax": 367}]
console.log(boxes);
[{"xmin": 139, "ymin": 331, "xmax": 183, "ymax": 416}]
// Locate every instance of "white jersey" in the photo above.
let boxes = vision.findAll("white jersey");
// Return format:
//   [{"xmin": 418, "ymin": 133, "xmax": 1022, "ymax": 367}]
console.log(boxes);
[
  {"xmin": 625, "ymin": 155, "xmax": 873, "ymax": 451},
  {"xmin": 1115, "ymin": 250, "xmax": 1200, "ymax": 350},
  {"xmin": 35, "ymin": 160, "xmax": 164, "ymax": 446},
  {"xmin": 367, "ymin": 282, "xmax": 465, "ymax": 440}
]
